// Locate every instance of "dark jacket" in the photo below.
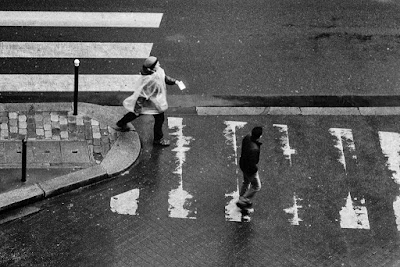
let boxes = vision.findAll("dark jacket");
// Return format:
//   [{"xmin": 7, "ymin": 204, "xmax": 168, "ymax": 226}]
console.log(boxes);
[{"xmin": 239, "ymin": 134, "xmax": 262, "ymax": 174}]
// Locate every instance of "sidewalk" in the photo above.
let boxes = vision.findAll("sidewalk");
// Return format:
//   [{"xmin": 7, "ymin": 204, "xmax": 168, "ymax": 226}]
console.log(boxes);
[{"xmin": 0, "ymin": 102, "xmax": 141, "ymax": 212}]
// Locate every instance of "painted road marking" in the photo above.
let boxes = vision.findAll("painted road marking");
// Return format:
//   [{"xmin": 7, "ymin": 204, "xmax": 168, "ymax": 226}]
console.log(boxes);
[
  {"xmin": 273, "ymin": 124, "xmax": 296, "ymax": 166},
  {"xmin": 0, "ymin": 42, "xmax": 153, "ymax": 58},
  {"xmin": 283, "ymin": 194, "xmax": 303, "ymax": 226},
  {"xmin": 330, "ymin": 128, "xmax": 370, "ymax": 229},
  {"xmin": 0, "ymin": 74, "xmax": 140, "ymax": 92},
  {"xmin": 223, "ymin": 121, "xmax": 247, "ymax": 222},
  {"xmin": 379, "ymin": 131, "xmax": 400, "ymax": 231},
  {"xmin": 110, "ymin": 189, "xmax": 140, "ymax": 215},
  {"xmin": 168, "ymin": 117, "xmax": 196, "ymax": 219},
  {"xmin": 0, "ymin": 11, "xmax": 163, "ymax": 28},
  {"xmin": 274, "ymin": 124, "xmax": 303, "ymax": 225}
]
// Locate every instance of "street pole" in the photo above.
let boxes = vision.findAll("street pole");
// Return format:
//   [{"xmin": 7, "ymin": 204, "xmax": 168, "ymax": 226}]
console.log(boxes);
[
  {"xmin": 73, "ymin": 59, "xmax": 80, "ymax": 115},
  {"xmin": 21, "ymin": 139, "xmax": 27, "ymax": 182}
]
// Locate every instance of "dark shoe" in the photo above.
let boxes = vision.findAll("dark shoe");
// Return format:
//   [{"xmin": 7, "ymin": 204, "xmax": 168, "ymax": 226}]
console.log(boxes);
[
  {"xmin": 153, "ymin": 138, "xmax": 170, "ymax": 146},
  {"xmin": 114, "ymin": 124, "xmax": 130, "ymax": 132},
  {"xmin": 236, "ymin": 201, "xmax": 253, "ymax": 209}
]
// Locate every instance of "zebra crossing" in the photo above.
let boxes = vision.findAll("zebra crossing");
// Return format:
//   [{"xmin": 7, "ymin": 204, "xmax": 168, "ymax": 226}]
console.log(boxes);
[
  {"xmin": 110, "ymin": 116, "xmax": 400, "ymax": 231},
  {"xmin": 0, "ymin": 11, "xmax": 163, "ymax": 92}
]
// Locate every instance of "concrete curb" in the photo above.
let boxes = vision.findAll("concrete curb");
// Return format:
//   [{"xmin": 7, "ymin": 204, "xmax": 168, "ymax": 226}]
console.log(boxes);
[
  {"xmin": 195, "ymin": 106, "xmax": 400, "ymax": 116},
  {"xmin": 0, "ymin": 102, "xmax": 141, "ymax": 213}
]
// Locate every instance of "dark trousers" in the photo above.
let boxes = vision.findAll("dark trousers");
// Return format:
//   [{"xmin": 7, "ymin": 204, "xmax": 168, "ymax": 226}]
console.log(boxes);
[{"xmin": 117, "ymin": 112, "xmax": 165, "ymax": 141}]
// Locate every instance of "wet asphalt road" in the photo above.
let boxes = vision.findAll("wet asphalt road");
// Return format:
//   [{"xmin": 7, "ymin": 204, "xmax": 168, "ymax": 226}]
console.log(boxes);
[
  {"xmin": 1, "ymin": 0, "xmax": 400, "ymax": 97},
  {"xmin": 2, "ymin": 114, "xmax": 400, "ymax": 266}
]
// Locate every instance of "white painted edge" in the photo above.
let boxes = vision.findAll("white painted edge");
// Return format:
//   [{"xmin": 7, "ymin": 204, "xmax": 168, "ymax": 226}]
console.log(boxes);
[
  {"xmin": 0, "ymin": 11, "xmax": 164, "ymax": 28},
  {"xmin": 0, "ymin": 74, "xmax": 141, "ymax": 92},
  {"xmin": 0, "ymin": 42, "xmax": 153, "ymax": 58}
]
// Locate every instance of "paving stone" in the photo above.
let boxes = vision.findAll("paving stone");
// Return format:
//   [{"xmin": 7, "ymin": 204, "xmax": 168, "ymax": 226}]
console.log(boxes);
[
  {"xmin": 18, "ymin": 115, "xmax": 27, "ymax": 122},
  {"xmin": 36, "ymin": 129, "xmax": 44, "ymax": 136},
  {"xmin": 52, "ymin": 128, "xmax": 60, "ymax": 136},
  {"xmin": 60, "ymin": 131, "xmax": 69, "ymax": 139},
  {"xmin": 68, "ymin": 115, "xmax": 76, "ymax": 123},
  {"xmin": 92, "ymin": 126, "xmax": 100, "ymax": 133},
  {"xmin": 50, "ymin": 113, "xmax": 59, "ymax": 122},
  {"xmin": 84, "ymin": 127, "xmax": 92, "ymax": 140},
  {"xmin": 43, "ymin": 115, "xmax": 51, "ymax": 124},
  {"xmin": 91, "ymin": 119, "xmax": 99, "ymax": 126},
  {"xmin": 1, "ymin": 131, "xmax": 8, "ymax": 139},
  {"xmin": 35, "ymin": 120, "xmax": 43, "ymax": 128},
  {"xmin": 45, "ymin": 130, "xmax": 52, "ymax": 139},
  {"xmin": 59, "ymin": 116, "xmax": 68, "ymax": 125},
  {"xmin": 0, "ymin": 116, "xmax": 8, "ymax": 123},
  {"xmin": 102, "ymin": 142, "xmax": 110, "ymax": 156},
  {"xmin": 101, "ymin": 136, "xmax": 109, "ymax": 144},
  {"xmin": 9, "ymin": 120, "xmax": 17, "ymax": 127},
  {"xmin": 93, "ymin": 138, "xmax": 100, "ymax": 145},
  {"xmin": 44, "ymin": 124, "xmax": 52, "ymax": 131},
  {"xmin": 52, "ymin": 135, "xmax": 61, "ymax": 140},
  {"xmin": 51, "ymin": 121, "xmax": 60, "ymax": 129},
  {"xmin": 19, "ymin": 128, "xmax": 27, "ymax": 135},
  {"xmin": 8, "ymin": 112, "xmax": 18, "ymax": 119},
  {"xmin": 34, "ymin": 114, "xmax": 43, "ymax": 122},
  {"xmin": 68, "ymin": 123, "xmax": 77, "ymax": 132},
  {"xmin": 76, "ymin": 117, "xmax": 84, "ymax": 126},
  {"xmin": 19, "ymin": 121, "xmax": 27, "ymax": 129},
  {"xmin": 10, "ymin": 126, "xmax": 18, "ymax": 133},
  {"xmin": 93, "ymin": 145, "xmax": 102, "ymax": 154},
  {"xmin": 27, "ymin": 117, "xmax": 35, "ymax": 124},
  {"xmin": 93, "ymin": 132, "xmax": 101, "ymax": 139},
  {"xmin": 1, "ymin": 123, "xmax": 8, "ymax": 130}
]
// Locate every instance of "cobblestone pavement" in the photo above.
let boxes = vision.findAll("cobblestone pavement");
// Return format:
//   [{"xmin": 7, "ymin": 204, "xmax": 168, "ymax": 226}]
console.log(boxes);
[{"xmin": 0, "ymin": 110, "xmax": 119, "ymax": 164}]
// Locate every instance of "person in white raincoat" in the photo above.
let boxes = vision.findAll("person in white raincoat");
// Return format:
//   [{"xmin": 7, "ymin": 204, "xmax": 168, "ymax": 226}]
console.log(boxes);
[{"xmin": 116, "ymin": 56, "xmax": 181, "ymax": 146}]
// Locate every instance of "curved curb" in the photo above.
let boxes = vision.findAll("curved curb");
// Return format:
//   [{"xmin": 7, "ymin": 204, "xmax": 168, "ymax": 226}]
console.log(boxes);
[{"xmin": 0, "ymin": 102, "xmax": 141, "ymax": 212}]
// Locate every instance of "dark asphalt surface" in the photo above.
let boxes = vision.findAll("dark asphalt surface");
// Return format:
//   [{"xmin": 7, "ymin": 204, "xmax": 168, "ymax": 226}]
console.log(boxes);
[
  {"xmin": 1, "ymin": 0, "xmax": 400, "ymax": 97},
  {"xmin": 2, "ymin": 114, "xmax": 400, "ymax": 266}
]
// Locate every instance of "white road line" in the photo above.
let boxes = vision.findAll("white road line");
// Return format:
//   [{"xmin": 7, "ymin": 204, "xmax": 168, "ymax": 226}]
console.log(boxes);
[
  {"xmin": 330, "ymin": 128, "xmax": 370, "ymax": 230},
  {"xmin": 340, "ymin": 192, "xmax": 370, "ymax": 229},
  {"xmin": 0, "ymin": 11, "xmax": 163, "ymax": 28},
  {"xmin": 0, "ymin": 42, "xmax": 153, "ymax": 58},
  {"xmin": 110, "ymin": 188, "xmax": 140, "ymax": 216},
  {"xmin": 0, "ymin": 74, "xmax": 140, "ymax": 92},
  {"xmin": 167, "ymin": 117, "xmax": 196, "ymax": 219},
  {"xmin": 273, "ymin": 124, "xmax": 296, "ymax": 166},
  {"xmin": 283, "ymin": 193, "xmax": 303, "ymax": 226},
  {"xmin": 223, "ymin": 121, "xmax": 247, "ymax": 222},
  {"xmin": 379, "ymin": 131, "xmax": 400, "ymax": 231},
  {"xmin": 274, "ymin": 124, "xmax": 303, "ymax": 225}
]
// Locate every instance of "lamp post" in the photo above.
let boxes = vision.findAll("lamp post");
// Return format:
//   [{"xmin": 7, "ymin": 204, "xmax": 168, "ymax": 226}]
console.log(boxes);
[{"xmin": 73, "ymin": 59, "xmax": 80, "ymax": 115}]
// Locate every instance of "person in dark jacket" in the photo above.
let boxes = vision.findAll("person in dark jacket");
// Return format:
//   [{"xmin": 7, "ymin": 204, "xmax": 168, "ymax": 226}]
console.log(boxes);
[
  {"xmin": 116, "ymin": 56, "xmax": 181, "ymax": 146},
  {"xmin": 237, "ymin": 126, "xmax": 263, "ymax": 208}
]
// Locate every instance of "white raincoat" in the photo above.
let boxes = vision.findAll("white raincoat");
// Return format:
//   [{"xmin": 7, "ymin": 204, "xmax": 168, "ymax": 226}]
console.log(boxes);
[{"xmin": 123, "ymin": 67, "xmax": 168, "ymax": 115}]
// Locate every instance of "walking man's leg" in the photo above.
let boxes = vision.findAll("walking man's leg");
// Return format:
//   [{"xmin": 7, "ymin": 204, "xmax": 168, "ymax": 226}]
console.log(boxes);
[
  {"xmin": 238, "ymin": 172, "xmax": 252, "ymax": 206},
  {"xmin": 116, "ymin": 112, "xmax": 138, "ymax": 131},
  {"xmin": 153, "ymin": 113, "xmax": 170, "ymax": 146},
  {"xmin": 242, "ymin": 172, "xmax": 261, "ymax": 201}
]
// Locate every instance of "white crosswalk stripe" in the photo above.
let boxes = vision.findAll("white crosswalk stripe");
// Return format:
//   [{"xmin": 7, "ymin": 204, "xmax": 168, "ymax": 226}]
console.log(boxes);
[
  {"xmin": 0, "ymin": 11, "xmax": 163, "ymax": 27},
  {"xmin": 0, "ymin": 74, "xmax": 141, "ymax": 92},
  {"xmin": 0, "ymin": 42, "xmax": 153, "ymax": 58}
]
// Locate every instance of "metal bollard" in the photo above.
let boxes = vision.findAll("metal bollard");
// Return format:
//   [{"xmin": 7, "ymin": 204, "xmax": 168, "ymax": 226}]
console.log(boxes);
[
  {"xmin": 21, "ymin": 139, "xmax": 27, "ymax": 182},
  {"xmin": 73, "ymin": 59, "xmax": 80, "ymax": 115}
]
